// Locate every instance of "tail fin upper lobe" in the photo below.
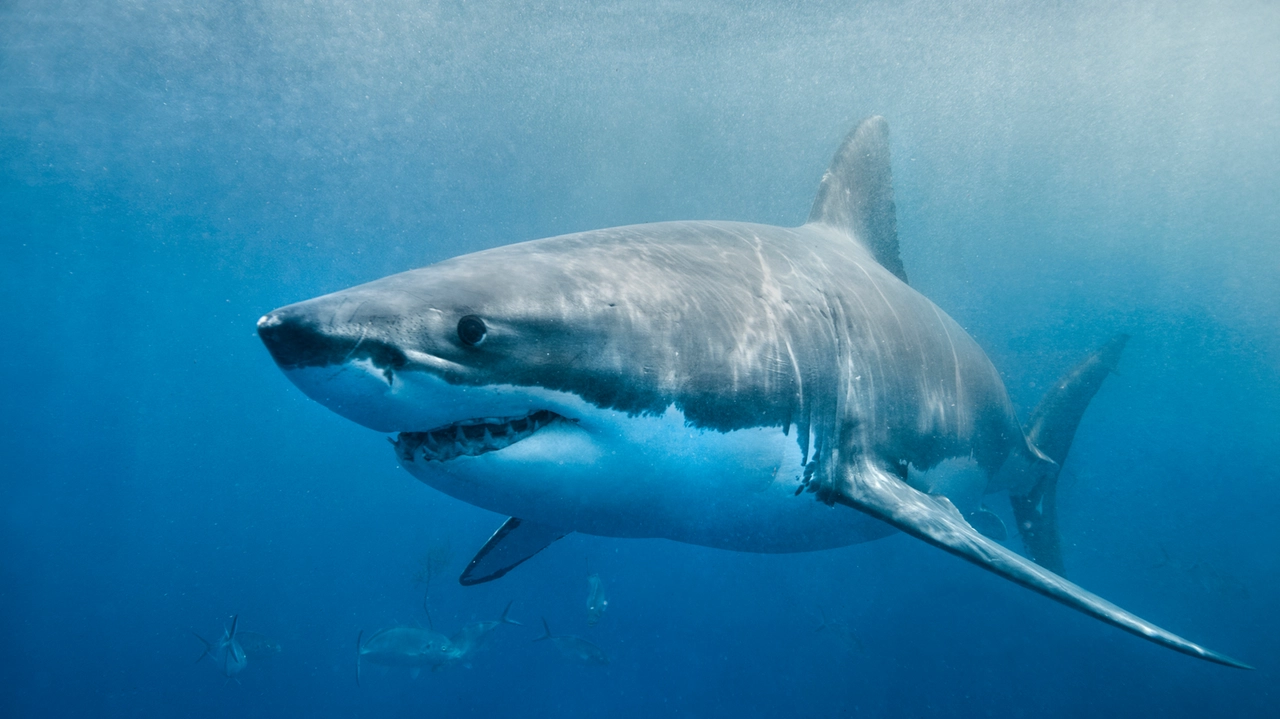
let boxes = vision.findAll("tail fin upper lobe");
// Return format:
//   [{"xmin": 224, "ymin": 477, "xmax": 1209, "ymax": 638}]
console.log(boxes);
[
  {"xmin": 534, "ymin": 617, "xmax": 553, "ymax": 641},
  {"xmin": 1013, "ymin": 334, "xmax": 1129, "ymax": 574},
  {"xmin": 500, "ymin": 600, "xmax": 521, "ymax": 626}
]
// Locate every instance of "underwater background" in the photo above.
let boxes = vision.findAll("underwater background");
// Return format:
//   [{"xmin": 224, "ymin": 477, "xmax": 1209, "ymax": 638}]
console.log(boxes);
[{"xmin": 2, "ymin": 1, "xmax": 1278, "ymax": 716}]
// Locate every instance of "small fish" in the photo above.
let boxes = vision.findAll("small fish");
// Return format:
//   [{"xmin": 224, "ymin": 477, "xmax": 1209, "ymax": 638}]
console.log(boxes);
[
  {"xmin": 534, "ymin": 617, "xmax": 609, "ymax": 666},
  {"xmin": 235, "ymin": 631, "xmax": 282, "ymax": 659},
  {"xmin": 194, "ymin": 615, "xmax": 248, "ymax": 678},
  {"xmin": 356, "ymin": 625, "xmax": 457, "ymax": 684},
  {"xmin": 449, "ymin": 600, "xmax": 521, "ymax": 660},
  {"xmin": 586, "ymin": 573, "xmax": 608, "ymax": 627}
]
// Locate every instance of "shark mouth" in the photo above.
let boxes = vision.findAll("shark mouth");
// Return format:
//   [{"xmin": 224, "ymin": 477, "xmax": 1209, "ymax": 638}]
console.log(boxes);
[{"xmin": 392, "ymin": 410, "xmax": 571, "ymax": 463}]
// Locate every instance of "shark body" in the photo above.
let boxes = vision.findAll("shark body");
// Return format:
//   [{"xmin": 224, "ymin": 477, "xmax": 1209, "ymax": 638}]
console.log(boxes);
[{"xmin": 258, "ymin": 117, "xmax": 1247, "ymax": 668}]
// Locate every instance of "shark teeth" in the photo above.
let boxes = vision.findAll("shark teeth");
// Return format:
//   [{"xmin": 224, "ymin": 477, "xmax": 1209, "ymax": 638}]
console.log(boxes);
[{"xmin": 392, "ymin": 410, "xmax": 568, "ymax": 463}]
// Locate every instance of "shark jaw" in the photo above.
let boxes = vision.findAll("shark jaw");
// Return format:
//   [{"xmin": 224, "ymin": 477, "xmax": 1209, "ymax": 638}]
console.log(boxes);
[
  {"xmin": 391, "ymin": 410, "xmax": 574, "ymax": 464},
  {"xmin": 277, "ymin": 356, "xmax": 606, "ymax": 465}
]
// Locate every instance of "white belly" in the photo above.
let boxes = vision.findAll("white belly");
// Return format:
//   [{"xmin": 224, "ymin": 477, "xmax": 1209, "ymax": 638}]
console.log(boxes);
[
  {"xmin": 286, "ymin": 362, "xmax": 895, "ymax": 552},
  {"xmin": 399, "ymin": 402, "xmax": 894, "ymax": 552}
]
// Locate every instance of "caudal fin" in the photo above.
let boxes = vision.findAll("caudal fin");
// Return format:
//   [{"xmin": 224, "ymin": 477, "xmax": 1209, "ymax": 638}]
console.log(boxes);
[
  {"xmin": 224, "ymin": 614, "xmax": 245, "ymax": 670},
  {"xmin": 356, "ymin": 630, "xmax": 364, "ymax": 687},
  {"xmin": 192, "ymin": 632, "xmax": 212, "ymax": 663},
  {"xmin": 534, "ymin": 617, "xmax": 553, "ymax": 642},
  {"xmin": 500, "ymin": 600, "xmax": 522, "ymax": 626},
  {"xmin": 1013, "ymin": 334, "xmax": 1129, "ymax": 574}
]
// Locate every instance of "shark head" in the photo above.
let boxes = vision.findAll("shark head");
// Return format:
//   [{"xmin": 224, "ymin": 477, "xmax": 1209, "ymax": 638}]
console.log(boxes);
[
  {"xmin": 259, "ymin": 237, "xmax": 628, "ymax": 434},
  {"xmin": 257, "ymin": 226, "xmax": 810, "ymax": 536}
]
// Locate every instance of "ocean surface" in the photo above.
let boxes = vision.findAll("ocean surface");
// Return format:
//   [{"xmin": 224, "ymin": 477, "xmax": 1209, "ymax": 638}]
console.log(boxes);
[{"xmin": 2, "ymin": 2, "xmax": 1277, "ymax": 716}]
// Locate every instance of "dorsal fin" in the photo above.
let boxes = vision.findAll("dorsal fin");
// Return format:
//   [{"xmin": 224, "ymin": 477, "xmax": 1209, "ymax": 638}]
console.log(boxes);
[{"xmin": 807, "ymin": 116, "xmax": 906, "ymax": 283}]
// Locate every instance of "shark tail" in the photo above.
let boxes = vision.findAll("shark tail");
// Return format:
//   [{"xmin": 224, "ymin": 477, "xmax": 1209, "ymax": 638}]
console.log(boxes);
[
  {"xmin": 224, "ymin": 615, "xmax": 245, "ymax": 672},
  {"xmin": 500, "ymin": 600, "xmax": 522, "ymax": 626},
  {"xmin": 1013, "ymin": 333, "xmax": 1129, "ymax": 575},
  {"xmin": 192, "ymin": 632, "xmax": 212, "ymax": 663},
  {"xmin": 534, "ymin": 617, "xmax": 552, "ymax": 642}
]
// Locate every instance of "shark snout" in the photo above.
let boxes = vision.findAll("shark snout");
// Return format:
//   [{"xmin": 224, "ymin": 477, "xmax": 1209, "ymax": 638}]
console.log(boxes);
[
  {"xmin": 257, "ymin": 307, "xmax": 412, "ymax": 377},
  {"xmin": 258, "ymin": 311, "xmax": 342, "ymax": 369}
]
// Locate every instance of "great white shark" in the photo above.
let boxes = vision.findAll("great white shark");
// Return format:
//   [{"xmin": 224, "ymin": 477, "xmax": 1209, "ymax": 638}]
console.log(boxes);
[{"xmin": 258, "ymin": 117, "xmax": 1248, "ymax": 668}]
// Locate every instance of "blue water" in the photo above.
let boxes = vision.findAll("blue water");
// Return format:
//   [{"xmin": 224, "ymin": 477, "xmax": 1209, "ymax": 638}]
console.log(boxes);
[{"xmin": 3, "ymin": 2, "xmax": 1277, "ymax": 716}]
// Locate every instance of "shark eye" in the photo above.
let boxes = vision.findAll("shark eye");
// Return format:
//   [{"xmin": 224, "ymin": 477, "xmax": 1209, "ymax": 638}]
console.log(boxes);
[{"xmin": 457, "ymin": 315, "xmax": 487, "ymax": 346}]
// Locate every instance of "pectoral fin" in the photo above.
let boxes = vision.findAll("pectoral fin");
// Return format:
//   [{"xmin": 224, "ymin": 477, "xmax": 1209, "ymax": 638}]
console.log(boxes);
[
  {"xmin": 459, "ymin": 517, "xmax": 569, "ymax": 586},
  {"xmin": 835, "ymin": 461, "xmax": 1249, "ymax": 669}
]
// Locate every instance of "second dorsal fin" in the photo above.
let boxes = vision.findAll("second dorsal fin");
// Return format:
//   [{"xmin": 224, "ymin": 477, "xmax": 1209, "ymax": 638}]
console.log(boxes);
[{"xmin": 807, "ymin": 116, "xmax": 906, "ymax": 283}]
